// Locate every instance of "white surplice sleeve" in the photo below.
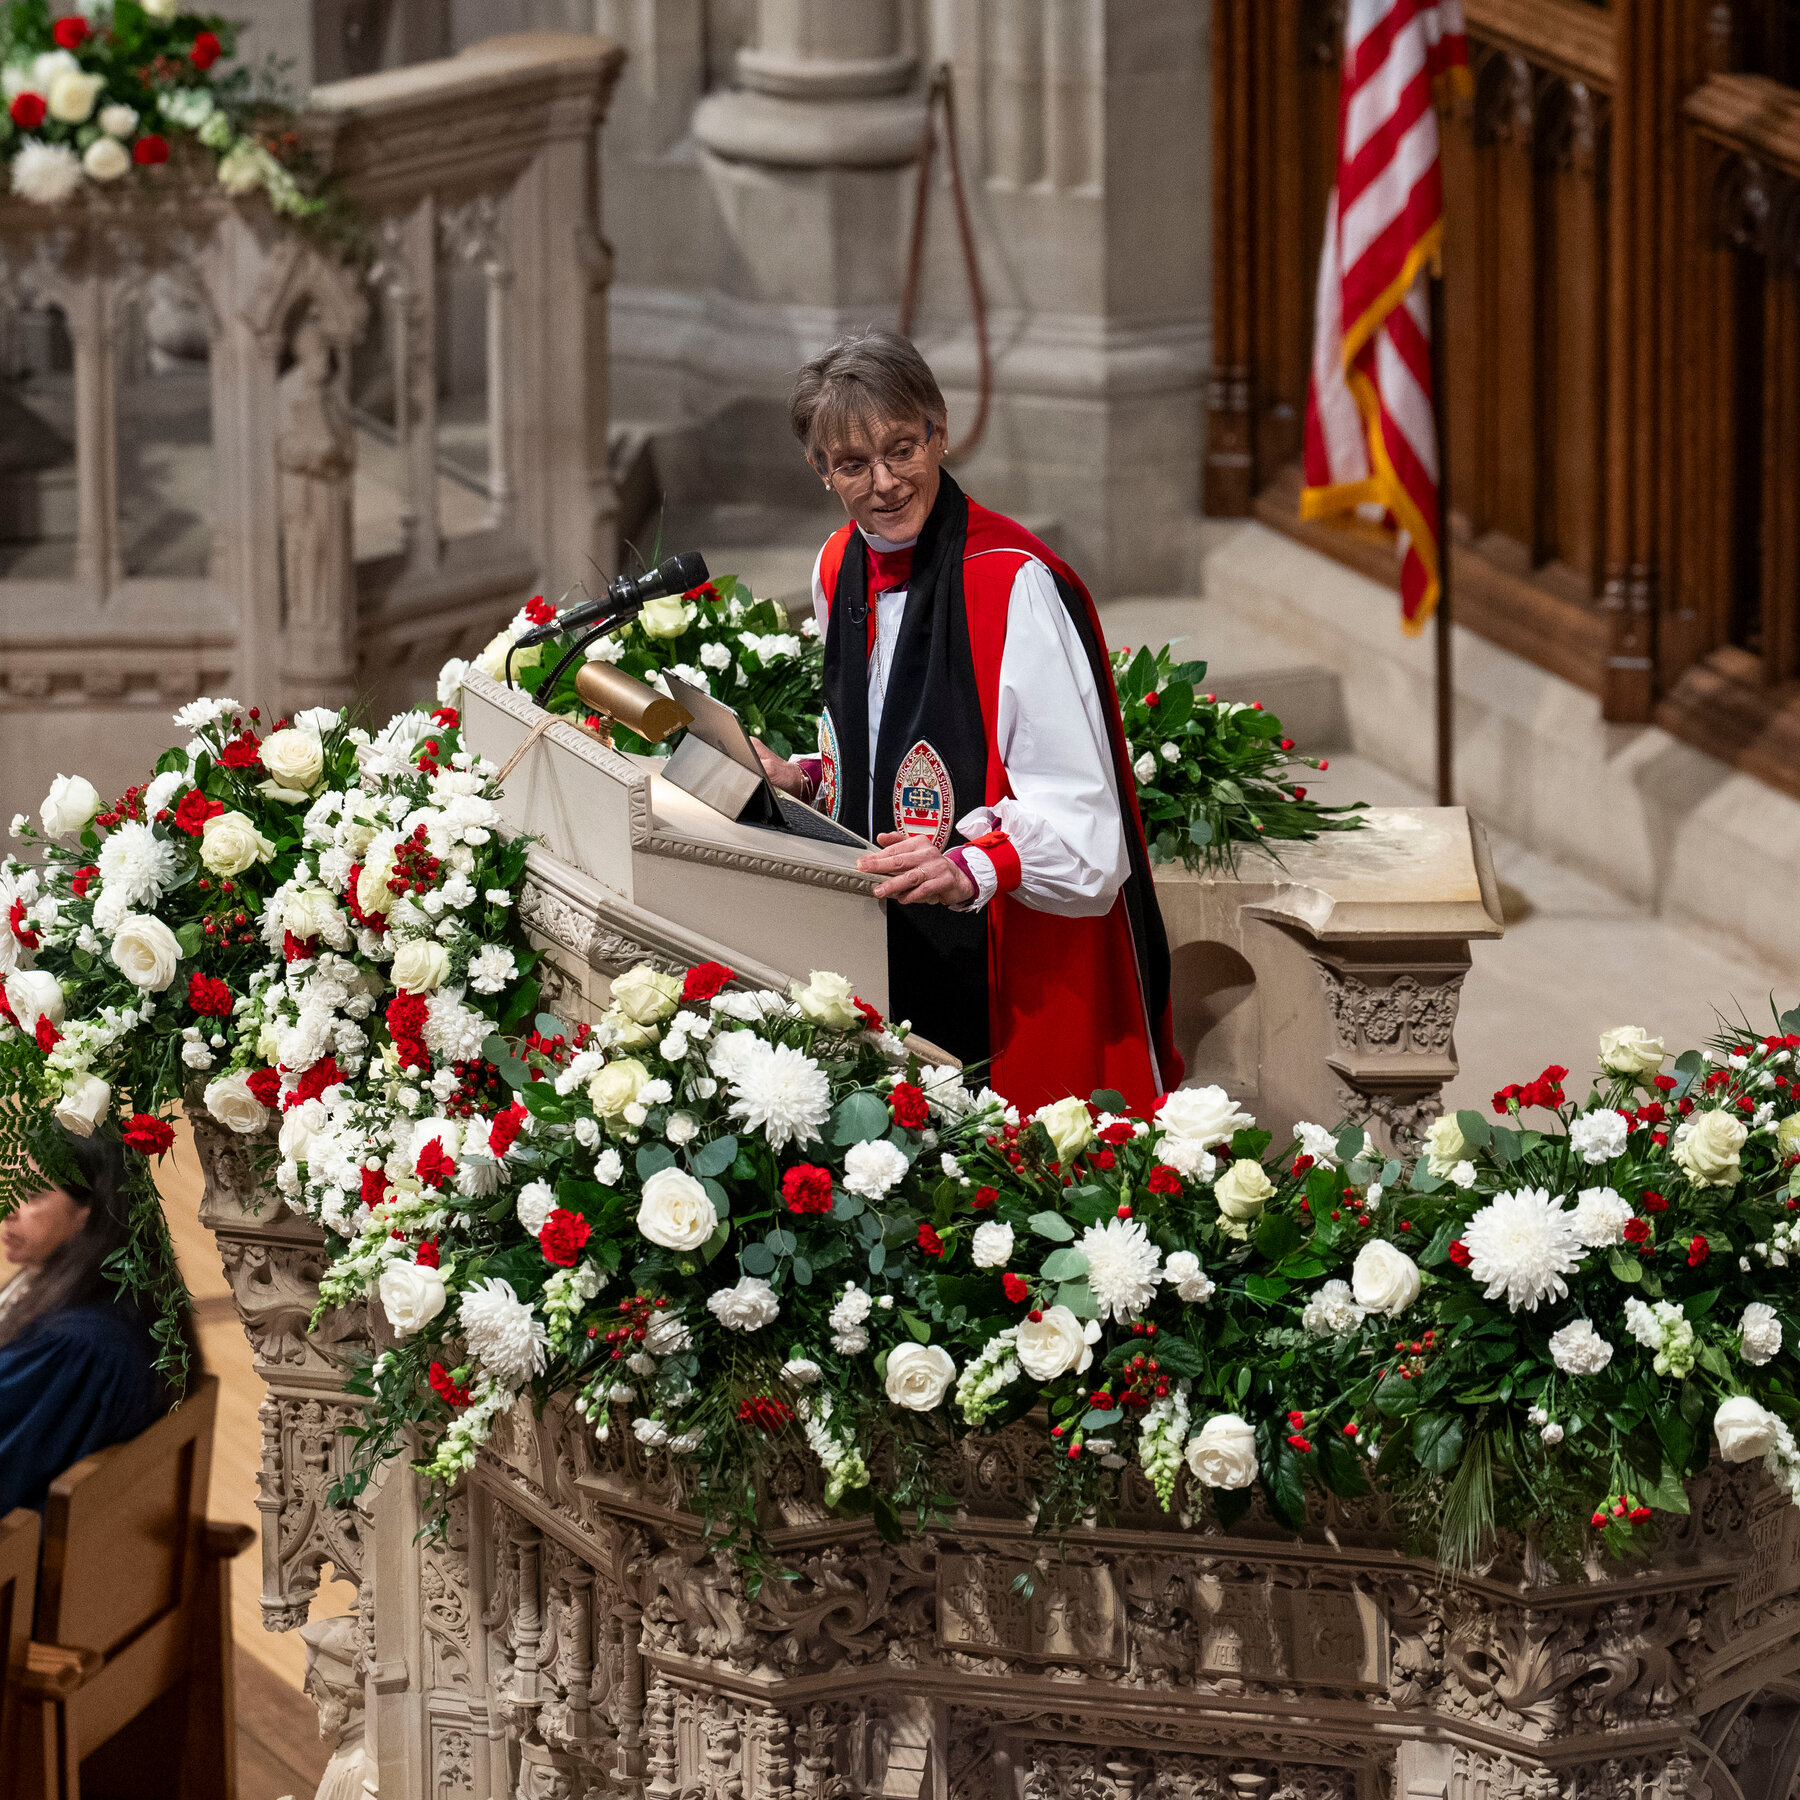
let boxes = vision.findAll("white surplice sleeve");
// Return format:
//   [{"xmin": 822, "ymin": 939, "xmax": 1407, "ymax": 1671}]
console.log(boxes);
[{"xmin": 952, "ymin": 557, "xmax": 1129, "ymax": 918}]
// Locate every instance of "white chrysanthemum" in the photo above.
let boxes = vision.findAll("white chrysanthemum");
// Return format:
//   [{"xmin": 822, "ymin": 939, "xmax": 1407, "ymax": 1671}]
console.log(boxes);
[
  {"xmin": 1569, "ymin": 1108, "xmax": 1630, "ymax": 1164},
  {"xmin": 516, "ymin": 1180, "xmax": 556, "ymax": 1237},
  {"xmin": 1548, "ymin": 1319, "xmax": 1614, "ymax": 1375},
  {"xmin": 1079, "ymin": 1216, "xmax": 1162, "ymax": 1322},
  {"xmin": 11, "ymin": 141, "xmax": 84, "ymax": 206},
  {"xmin": 459, "ymin": 1278, "xmax": 548, "ymax": 1388},
  {"xmin": 725, "ymin": 1038, "xmax": 831, "ymax": 1151},
  {"xmin": 1301, "ymin": 1278, "xmax": 1365, "ymax": 1336},
  {"xmin": 1571, "ymin": 1185, "xmax": 1632, "ymax": 1247},
  {"xmin": 467, "ymin": 945, "xmax": 517, "ymax": 994},
  {"xmin": 1460, "ymin": 1186, "xmax": 1584, "ymax": 1312},
  {"xmin": 95, "ymin": 821, "xmax": 178, "ymax": 910},
  {"xmin": 842, "ymin": 1137, "xmax": 910, "ymax": 1200}
]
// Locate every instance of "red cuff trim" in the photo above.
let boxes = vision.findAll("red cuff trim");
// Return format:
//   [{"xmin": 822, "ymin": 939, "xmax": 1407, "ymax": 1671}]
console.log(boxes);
[{"xmin": 966, "ymin": 829, "xmax": 1021, "ymax": 895}]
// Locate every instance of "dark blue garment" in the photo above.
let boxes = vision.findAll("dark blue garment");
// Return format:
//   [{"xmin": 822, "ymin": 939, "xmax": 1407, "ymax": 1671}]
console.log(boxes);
[{"xmin": 0, "ymin": 1301, "xmax": 163, "ymax": 1514}]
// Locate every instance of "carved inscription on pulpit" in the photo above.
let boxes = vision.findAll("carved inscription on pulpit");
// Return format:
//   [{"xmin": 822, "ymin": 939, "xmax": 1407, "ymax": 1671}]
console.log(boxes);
[{"xmin": 937, "ymin": 1556, "xmax": 1127, "ymax": 1666}]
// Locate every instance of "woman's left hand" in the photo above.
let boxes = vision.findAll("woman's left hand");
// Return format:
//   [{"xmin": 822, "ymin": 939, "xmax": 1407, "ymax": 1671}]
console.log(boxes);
[{"xmin": 857, "ymin": 832, "xmax": 976, "ymax": 906}]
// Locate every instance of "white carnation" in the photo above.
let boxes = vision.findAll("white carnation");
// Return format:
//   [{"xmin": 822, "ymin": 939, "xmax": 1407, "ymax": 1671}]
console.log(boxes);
[
  {"xmin": 842, "ymin": 1137, "xmax": 910, "ymax": 1200},
  {"xmin": 1569, "ymin": 1108, "xmax": 1630, "ymax": 1164},
  {"xmin": 971, "ymin": 1221, "xmax": 1013, "ymax": 1268},
  {"xmin": 10, "ymin": 141, "xmax": 84, "ymax": 206},
  {"xmin": 516, "ymin": 1180, "xmax": 557, "ymax": 1237},
  {"xmin": 1163, "ymin": 1250, "xmax": 1215, "ymax": 1302},
  {"xmin": 1740, "ymin": 1302, "xmax": 1783, "ymax": 1366},
  {"xmin": 707, "ymin": 1275, "xmax": 780, "ymax": 1331},
  {"xmin": 1548, "ymin": 1319, "xmax": 1614, "ymax": 1375},
  {"xmin": 1301, "ymin": 1278, "xmax": 1365, "ymax": 1336},
  {"xmin": 467, "ymin": 945, "xmax": 517, "ymax": 995},
  {"xmin": 1571, "ymin": 1185, "xmax": 1633, "ymax": 1248}
]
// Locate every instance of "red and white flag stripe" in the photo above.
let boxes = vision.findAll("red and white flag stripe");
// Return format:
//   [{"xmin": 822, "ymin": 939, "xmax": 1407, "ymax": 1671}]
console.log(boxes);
[{"xmin": 1302, "ymin": 0, "xmax": 1469, "ymax": 632}]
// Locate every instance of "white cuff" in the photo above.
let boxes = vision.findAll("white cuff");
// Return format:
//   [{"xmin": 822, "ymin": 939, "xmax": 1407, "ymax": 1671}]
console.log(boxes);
[{"xmin": 950, "ymin": 845, "xmax": 999, "ymax": 913}]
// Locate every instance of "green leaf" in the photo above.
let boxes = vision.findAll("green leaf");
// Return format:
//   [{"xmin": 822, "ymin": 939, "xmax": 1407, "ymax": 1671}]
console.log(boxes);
[
  {"xmin": 1231, "ymin": 1127, "xmax": 1272, "ymax": 1160},
  {"xmin": 1081, "ymin": 1407, "xmax": 1123, "ymax": 1431},
  {"xmin": 690, "ymin": 1135, "xmax": 738, "ymax": 1179},
  {"xmin": 1315, "ymin": 1429, "xmax": 1369, "ymax": 1497},
  {"xmin": 1028, "ymin": 1210, "xmax": 1076, "ymax": 1242},
  {"xmin": 175, "ymin": 921, "xmax": 205, "ymax": 958},
  {"xmin": 1149, "ymin": 1335, "xmax": 1205, "ymax": 1377},
  {"xmin": 1413, "ymin": 1412, "xmax": 1464, "ymax": 1474},
  {"xmin": 740, "ymin": 1242, "xmax": 777, "ymax": 1275},
  {"xmin": 636, "ymin": 1143, "xmax": 676, "ymax": 1181},
  {"xmin": 791, "ymin": 1255, "xmax": 813, "ymax": 1286},
  {"xmin": 534, "ymin": 1011, "xmax": 570, "ymax": 1040},
  {"xmin": 1607, "ymin": 1248, "xmax": 1643, "ymax": 1285},
  {"xmin": 830, "ymin": 1091, "xmax": 892, "ymax": 1145},
  {"xmin": 1244, "ymin": 1274, "xmax": 1289, "ymax": 1303},
  {"xmin": 900, "ymin": 1309, "xmax": 932, "ymax": 1343},
  {"xmin": 1490, "ymin": 1127, "xmax": 1523, "ymax": 1166},
  {"xmin": 868, "ymin": 1244, "xmax": 886, "ymax": 1275},
  {"xmin": 1409, "ymin": 1161, "xmax": 1445, "ymax": 1194},
  {"xmin": 766, "ymin": 1228, "xmax": 797, "ymax": 1255},
  {"xmin": 1089, "ymin": 1089, "xmax": 1128, "ymax": 1114},
  {"xmin": 1040, "ymin": 1247, "xmax": 1089, "ymax": 1282},
  {"xmin": 1335, "ymin": 1124, "xmax": 1365, "ymax": 1163},
  {"xmin": 1418, "ymin": 1220, "xmax": 1459, "ymax": 1268},
  {"xmin": 1455, "ymin": 1109, "xmax": 1492, "ymax": 1147},
  {"xmin": 1374, "ymin": 1370, "xmax": 1420, "ymax": 1418},
  {"xmin": 1254, "ymin": 1212, "xmax": 1302, "ymax": 1261},
  {"xmin": 1055, "ymin": 1279, "xmax": 1097, "ymax": 1317},
  {"xmin": 1187, "ymin": 817, "xmax": 1213, "ymax": 847}
]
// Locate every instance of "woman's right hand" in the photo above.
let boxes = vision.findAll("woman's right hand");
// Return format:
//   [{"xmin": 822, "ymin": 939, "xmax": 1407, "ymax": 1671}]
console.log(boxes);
[{"xmin": 752, "ymin": 739, "xmax": 810, "ymax": 800}]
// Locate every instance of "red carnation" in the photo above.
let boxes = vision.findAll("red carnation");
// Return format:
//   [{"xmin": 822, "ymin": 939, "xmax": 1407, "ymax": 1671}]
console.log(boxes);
[
  {"xmin": 917, "ymin": 1221, "xmax": 945, "ymax": 1257},
  {"xmin": 386, "ymin": 990, "xmax": 431, "ymax": 1072},
  {"xmin": 190, "ymin": 29, "xmax": 222, "ymax": 69},
  {"xmin": 782, "ymin": 1164, "xmax": 834, "ymax": 1215},
  {"xmin": 428, "ymin": 1362, "xmax": 472, "ymax": 1408},
  {"xmin": 1640, "ymin": 1189, "xmax": 1668, "ymax": 1213},
  {"xmin": 524, "ymin": 594, "xmax": 556, "ymax": 625},
  {"xmin": 133, "ymin": 134, "xmax": 170, "ymax": 166},
  {"xmin": 174, "ymin": 789, "xmax": 225, "ymax": 836},
  {"xmin": 972, "ymin": 1185, "xmax": 998, "ymax": 1210},
  {"xmin": 217, "ymin": 731, "xmax": 264, "ymax": 769},
  {"xmin": 34, "ymin": 1014, "xmax": 60, "ymax": 1053},
  {"xmin": 1492, "ymin": 1083, "xmax": 1523, "ymax": 1115},
  {"xmin": 8, "ymin": 896, "xmax": 39, "ymax": 950},
  {"xmin": 245, "ymin": 1067, "xmax": 283, "ymax": 1108},
  {"xmin": 1002, "ymin": 1272, "xmax": 1030, "ymax": 1303},
  {"xmin": 70, "ymin": 865, "xmax": 97, "ymax": 898},
  {"xmin": 853, "ymin": 996, "xmax": 883, "ymax": 1031},
  {"xmin": 1653, "ymin": 1074, "xmax": 1678, "ymax": 1092},
  {"xmin": 1687, "ymin": 1233, "xmax": 1710, "ymax": 1268},
  {"xmin": 431, "ymin": 705, "xmax": 460, "ymax": 729},
  {"xmin": 1088, "ymin": 1147, "xmax": 1117, "ymax": 1171},
  {"xmin": 9, "ymin": 93, "xmax": 47, "ymax": 130},
  {"xmin": 540, "ymin": 1207, "xmax": 592, "ymax": 1268},
  {"xmin": 283, "ymin": 930, "xmax": 319, "ymax": 964},
  {"xmin": 488, "ymin": 1103, "xmax": 527, "ymax": 1158},
  {"xmin": 52, "ymin": 15, "xmax": 87, "ymax": 48},
  {"xmin": 360, "ymin": 1165, "xmax": 390, "ymax": 1208},
  {"xmin": 737, "ymin": 1394, "xmax": 795, "ymax": 1432},
  {"xmin": 415, "ymin": 1236, "xmax": 441, "ymax": 1268},
  {"xmin": 123, "ymin": 1113, "xmax": 175, "ymax": 1157},
  {"xmin": 188, "ymin": 970, "xmax": 234, "ymax": 1017},
  {"xmin": 680, "ymin": 960, "xmax": 735, "ymax": 1004},
  {"xmin": 889, "ymin": 1082, "xmax": 929, "ymax": 1129},
  {"xmin": 1146, "ymin": 1164, "xmax": 1182, "ymax": 1195},
  {"xmin": 291, "ymin": 1056, "xmax": 345, "ymax": 1107},
  {"xmin": 415, "ymin": 1137, "xmax": 455, "ymax": 1190},
  {"xmin": 1447, "ymin": 1239, "xmax": 1472, "ymax": 1266},
  {"xmin": 1099, "ymin": 1120, "xmax": 1134, "ymax": 1146},
  {"xmin": 1622, "ymin": 1217, "xmax": 1651, "ymax": 1245}
]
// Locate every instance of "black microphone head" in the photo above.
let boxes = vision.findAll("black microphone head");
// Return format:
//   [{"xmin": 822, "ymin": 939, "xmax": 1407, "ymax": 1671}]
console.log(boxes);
[{"xmin": 661, "ymin": 551, "xmax": 709, "ymax": 596}]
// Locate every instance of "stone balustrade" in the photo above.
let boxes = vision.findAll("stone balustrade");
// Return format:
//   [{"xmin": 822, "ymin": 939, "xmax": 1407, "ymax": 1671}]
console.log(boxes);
[{"xmin": 0, "ymin": 30, "xmax": 623, "ymax": 829}]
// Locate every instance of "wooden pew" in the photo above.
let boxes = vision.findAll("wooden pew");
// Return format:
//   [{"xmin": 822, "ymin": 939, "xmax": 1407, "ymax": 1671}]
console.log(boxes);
[
  {"xmin": 14, "ymin": 1378, "xmax": 257, "ymax": 1800},
  {"xmin": 1, "ymin": 1507, "xmax": 41, "ymax": 1800}
]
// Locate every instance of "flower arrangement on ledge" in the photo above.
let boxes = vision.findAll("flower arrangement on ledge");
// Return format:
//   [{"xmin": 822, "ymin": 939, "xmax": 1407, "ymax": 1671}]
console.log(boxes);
[
  {"xmin": 3, "ymin": 669, "xmax": 1798, "ymax": 1574},
  {"xmin": 464, "ymin": 589, "xmax": 1364, "ymax": 874},
  {"xmin": 2, "ymin": 2, "xmax": 317, "ymax": 215}
]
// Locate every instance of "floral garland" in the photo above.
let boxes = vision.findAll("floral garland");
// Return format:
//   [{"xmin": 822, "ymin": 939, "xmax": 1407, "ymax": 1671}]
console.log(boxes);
[
  {"xmin": 5, "ymin": 668, "xmax": 1799, "ymax": 1570},
  {"xmin": 2, "ymin": 3, "xmax": 316, "ymax": 214},
  {"xmin": 468, "ymin": 589, "xmax": 1362, "ymax": 871}
]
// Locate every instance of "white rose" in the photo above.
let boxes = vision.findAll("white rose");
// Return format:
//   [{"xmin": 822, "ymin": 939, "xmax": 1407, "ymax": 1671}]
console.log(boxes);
[
  {"xmin": 1598, "ymin": 1026, "xmax": 1667, "ymax": 1077},
  {"xmin": 1033, "ymin": 1096, "xmax": 1094, "ymax": 1164},
  {"xmin": 81, "ymin": 135, "xmax": 130, "ymax": 182},
  {"xmin": 99, "ymin": 103, "xmax": 138, "ymax": 137},
  {"xmin": 282, "ymin": 887, "xmax": 343, "ymax": 943},
  {"xmin": 639, "ymin": 597, "xmax": 693, "ymax": 639},
  {"xmin": 1674, "ymin": 1111, "xmax": 1749, "ymax": 1187},
  {"xmin": 611, "ymin": 963, "xmax": 683, "ymax": 1025},
  {"xmin": 1213, "ymin": 1159, "xmax": 1275, "ymax": 1236},
  {"xmin": 40, "ymin": 773, "xmax": 100, "ymax": 837},
  {"xmin": 1185, "ymin": 1414, "xmax": 1258, "ymax": 1489},
  {"xmin": 109, "ymin": 913, "xmax": 181, "ymax": 990},
  {"xmin": 1778, "ymin": 1114, "xmax": 1800, "ymax": 1159},
  {"xmin": 261, "ymin": 727, "xmax": 326, "ymax": 794},
  {"xmin": 379, "ymin": 1261, "xmax": 448, "ymax": 1337},
  {"xmin": 200, "ymin": 810, "xmax": 276, "ymax": 877},
  {"xmin": 706, "ymin": 1275, "xmax": 780, "ymax": 1331},
  {"xmin": 1423, "ymin": 1114, "xmax": 1466, "ymax": 1177},
  {"xmin": 1740, "ymin": 1302, "xmax": 1783, "ymax": 1367},
  {"xmin": 391, "ymin": 939, "xmax": 450, "ymax": 994},
  {"xmin": 791, "ymin": 968, "xmax": 859, "ymax": 1029},
  {"xmin": 636, "ymin": 1167, "xmax": 718, "ymax": 1250},
  {"xmin": 5, "ymin": 968, "xmax": 65, "ymax": 1034},
  {"xmin": 1714, "ymin": 1395, "xmax": 1780, "ymax": 1463},
  {"xmin": 588, "ymin": 1057, "xmax": 650, "ymax": 1122},
  {"xmin": 971, "ymin": 1221, "xmax": 1014, "ymax": 1269},
  {"xmin": 1351, "ymin": 1240, "xmax": 1420, "ymax": 1316},
  {"xmin": 204, "ymin": 1071, "xmax": 270, "ymax": 1135},
  {"xmin": 884, "ymin": 1342, "xmax": 956, "ymax": 1411},
  {"xmin": 1157, "ymin": 1085, "xmax": 1254, "ymax": 1149},
  {"xmin": 47, "ymin": 69, "xmax": 103, "ymax": 124},
  {"xmin": 278, "ymin": 1098, "xmax": 329, "ymax": 1164},
  {"xmin": 1015, "ymin": 1305, "xmax": 1102, "ymax": 1380},
  {"xmin": 1133, "ymin": 752, "xmax": 1156, "ymax": 784},
  {"xmin": 53, "ymin": 1072, "xmax": 112, "ymax": 1137}
]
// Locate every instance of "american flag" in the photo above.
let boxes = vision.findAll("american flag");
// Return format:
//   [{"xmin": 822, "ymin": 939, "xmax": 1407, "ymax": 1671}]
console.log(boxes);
[{"xmin": 1301, "ymin": 1, "xmax": 1471, "ymax": 633}]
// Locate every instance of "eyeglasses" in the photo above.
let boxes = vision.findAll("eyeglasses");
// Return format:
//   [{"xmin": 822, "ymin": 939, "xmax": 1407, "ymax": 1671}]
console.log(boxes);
[{"xmin": 822, "ymin": 423, "xmax": 935, "ymax": 493}]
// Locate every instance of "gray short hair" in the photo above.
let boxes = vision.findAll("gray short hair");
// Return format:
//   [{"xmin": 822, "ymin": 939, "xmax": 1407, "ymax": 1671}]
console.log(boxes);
[{"xmin": 789, "ymin": 328, "xmax": 947, "ymax": 466}]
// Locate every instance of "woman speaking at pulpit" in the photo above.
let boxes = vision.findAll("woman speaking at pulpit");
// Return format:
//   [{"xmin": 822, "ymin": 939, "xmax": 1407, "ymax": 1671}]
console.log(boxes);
[{"xmin": 755, "ymin": 329, "xmax": 1180, "ymax": 1114}]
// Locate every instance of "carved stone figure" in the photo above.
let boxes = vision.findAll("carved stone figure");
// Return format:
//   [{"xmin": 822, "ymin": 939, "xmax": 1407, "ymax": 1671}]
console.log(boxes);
[{"xmin": 300, "ymin": 1610, "xmax": 376, "ymax": 1800}]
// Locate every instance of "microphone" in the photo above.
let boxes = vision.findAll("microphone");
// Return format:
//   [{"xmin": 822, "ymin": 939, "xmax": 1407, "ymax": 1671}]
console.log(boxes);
[{"xmin": 511, "ymin": 552, "xmax": 710, "ymax": 649}]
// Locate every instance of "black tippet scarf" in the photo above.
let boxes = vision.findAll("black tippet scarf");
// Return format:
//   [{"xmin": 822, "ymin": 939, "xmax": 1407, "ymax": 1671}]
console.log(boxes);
[{"xmin": 820, "ymin": 472, "xmax": 1173, "ymax": 1071}]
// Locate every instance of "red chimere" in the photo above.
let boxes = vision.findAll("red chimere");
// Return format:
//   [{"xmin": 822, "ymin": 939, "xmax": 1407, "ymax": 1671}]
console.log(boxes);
[
  {"xmin": 34, "ymin": 1015, "xmax": 60, "ymax": 1053},
  {"xmin": 917, "ymin": 1221, "xmax": 945, "ymax": 1257},
  {"xmin": 853, "ymin": 997, "xmax": 883, "ymax": 1032},
  {"xmin": 123, "ymin": 1114, "xmax": 175, "ymax": 1157},
  {"xmin": 290, "ymin": 1056, "xmax": 344, "ymax": 1108},
  {"xmin": 1687, "ymin": 1233, "xmax": 1710, "ymax": 1268},
  {"xmin": 428, "ymin": 1363, "xmax": 471, "ymax": 1408},
  {"xmin": 540, "ymin": 1208, "xmax": 592, "ymax": 1268},
  {"xmin": 736, "ymin": 1394, "xmax": 794, "ymax": 1432},
  {"xmin": 360, "ymin": 1166, "xmax": 389, "ymax": 1208},
  {"xmin": 1001, "ymin": 1272, "xmax": 1030, "ymax": 1303},
  {"xmin": 217, "ymin": 731, "xmax": 263, "ymax": 769},
  {"xmin": 1447, "ymin": 1239, "xmax": 1471, "ymax": 1266},
  {"xmin": 8, "ymin": 897, "xmax": 39, "ymax": 950},
  {"xmin": 488, "ymin": 1103, "xmax": 527, "ymax": 1158},
  {"xmin": 972, "ymin": 1185, "xmax": 998, "ymax": 1210},
  {"xmin": 781, "ymin": 1164, "xmax": 833, "ymax": 1215},
  {"xmin": 415, "ymin": 1237, "xmax": 441, "ymax": 1268},
  {"xmin": 524, "ymin": 595, "xmax": 555, "ymax": 625},
  {"xmin": 52, "ymin": 16, "xmax": 87, "ymax": 49},
  {"xmin": 680, "ymin": 960, "xmax": 734, "ymax": 1004}
]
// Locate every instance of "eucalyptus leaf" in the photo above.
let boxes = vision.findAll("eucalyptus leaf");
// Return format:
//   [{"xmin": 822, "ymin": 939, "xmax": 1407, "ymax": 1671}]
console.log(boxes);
[
  {"xmin": 1039, "ymin": 1247, "xmax": 1089, "ymax": 1282},
  {"xmin": 690, "ymin": 1135, "xmax": 738, "ymax": 1179},
  {"xmin": 1028, "ymin": 1211, "xmax": 1075, "ymax": 1242}
]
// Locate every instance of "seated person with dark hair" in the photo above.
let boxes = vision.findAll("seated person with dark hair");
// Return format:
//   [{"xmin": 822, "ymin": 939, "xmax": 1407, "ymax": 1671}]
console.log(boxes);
[{"xmin": 0, "ymin": 1130, "xmax": 172, "ymax": 1514}]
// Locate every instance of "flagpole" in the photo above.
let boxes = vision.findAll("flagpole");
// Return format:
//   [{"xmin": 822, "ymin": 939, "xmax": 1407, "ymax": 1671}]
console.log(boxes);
[{"xmin": 1429, "ymin": 267, "xmax": 1455, "ymax": 808}]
